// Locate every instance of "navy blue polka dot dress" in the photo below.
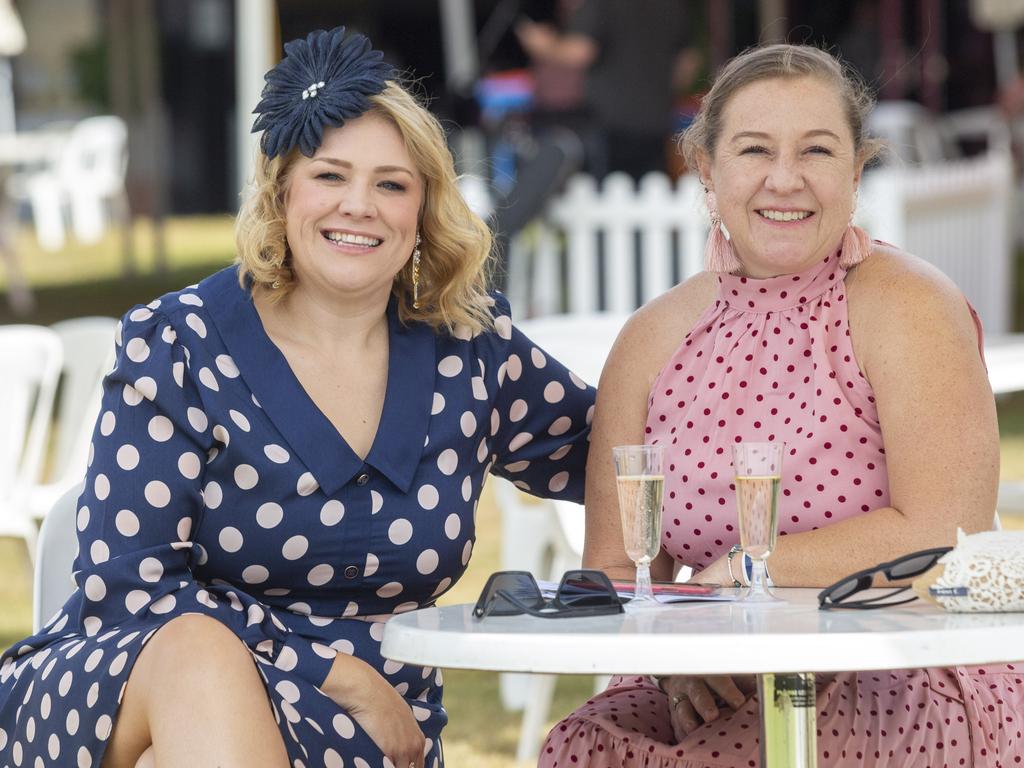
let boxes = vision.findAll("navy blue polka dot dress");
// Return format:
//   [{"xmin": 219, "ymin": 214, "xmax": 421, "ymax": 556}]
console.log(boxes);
[{"xmin": 0, "ymin": 266, "xmax": 594, "ymax": 768}]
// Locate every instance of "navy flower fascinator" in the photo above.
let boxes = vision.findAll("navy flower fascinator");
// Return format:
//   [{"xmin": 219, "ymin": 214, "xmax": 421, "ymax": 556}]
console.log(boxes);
[{"xmin": 252, "ymin": 26, "xmax": 393, "ymax": 159}]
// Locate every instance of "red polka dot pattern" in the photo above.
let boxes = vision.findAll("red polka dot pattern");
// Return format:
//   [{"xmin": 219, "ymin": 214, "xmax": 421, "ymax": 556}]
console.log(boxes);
[
  {"xmin": 540, "ymin": 666, "xmax": 1024, "ymax": 766},
  {"xmin": 644, "ymin": 253, "xmax": 887, "ymax": 571},
  {"xmin": 539, "ymin": 253, "xmax": 1023, "ymax": 766}
]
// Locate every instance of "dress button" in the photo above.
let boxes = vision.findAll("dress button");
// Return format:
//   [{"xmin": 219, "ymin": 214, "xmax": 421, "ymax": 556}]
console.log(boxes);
[
  {"xmin": 356, "ymin": 472, "xmax": 370, "ymax": 486},
  {"xmin": 344, "ymin": 565, "xmax": 360, "ymax": 579}
]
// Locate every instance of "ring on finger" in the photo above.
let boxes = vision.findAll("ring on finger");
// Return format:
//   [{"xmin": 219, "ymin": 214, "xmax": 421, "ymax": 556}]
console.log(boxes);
[{"xmin": 670, "ymin": 693, "xmax": 686, "ymax": 708}]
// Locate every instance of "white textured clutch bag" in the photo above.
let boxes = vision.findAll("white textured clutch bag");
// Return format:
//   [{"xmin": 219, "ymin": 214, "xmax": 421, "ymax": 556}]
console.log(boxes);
[{"xmin": 914, "ymin": 529, "xmax": 1024, "ymax": 612}]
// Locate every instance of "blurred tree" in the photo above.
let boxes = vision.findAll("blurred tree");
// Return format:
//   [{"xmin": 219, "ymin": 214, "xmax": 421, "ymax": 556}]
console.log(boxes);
[
  {"xmin": 106, "ymin": 0, "xmax": 169, "ymax": 274},
  {"xmin": 69, "ymin": 38, "xmax": 109, "ymax": 111}
]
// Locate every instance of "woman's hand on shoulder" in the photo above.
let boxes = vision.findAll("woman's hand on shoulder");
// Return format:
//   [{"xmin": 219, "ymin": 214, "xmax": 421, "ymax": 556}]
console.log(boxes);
[{"xmin": 322, "ymin": 653, "xmax": 426, "ymax": 768}]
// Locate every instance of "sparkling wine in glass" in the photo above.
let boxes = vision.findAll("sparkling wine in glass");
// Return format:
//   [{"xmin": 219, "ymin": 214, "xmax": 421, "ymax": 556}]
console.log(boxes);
[
  {"xmin": 612, "ymin": 445, "xmax": 664, "ymax": 604},
  {"xmin": 732, "ymin": 442, "xmax": 784, "ymax": 603}
]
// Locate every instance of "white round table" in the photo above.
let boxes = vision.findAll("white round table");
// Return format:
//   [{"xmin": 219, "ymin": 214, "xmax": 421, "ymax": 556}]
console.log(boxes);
[{"xmin": 382, "ymin": 588, "xmax": 1024, "ymax": 767}]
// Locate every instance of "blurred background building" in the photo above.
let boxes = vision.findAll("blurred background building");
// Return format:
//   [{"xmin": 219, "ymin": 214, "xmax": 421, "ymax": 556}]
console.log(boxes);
[
  {"xmin": 3, "ymin": 8, "xmax": 1024, "ymax": 764},
  {"xmin": 5, "ymin": 0, "xmax": 1017, "ymax": 217}
]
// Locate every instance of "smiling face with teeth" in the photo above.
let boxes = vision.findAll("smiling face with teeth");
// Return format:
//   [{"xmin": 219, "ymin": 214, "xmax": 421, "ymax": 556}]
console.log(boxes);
[
  {"xmin": 282, "ymin": 112, "xmax": 424, "ymax": 305},
  {"xmin": 699, "ymin": 75, "xmax": 864, "ymax": 278}
]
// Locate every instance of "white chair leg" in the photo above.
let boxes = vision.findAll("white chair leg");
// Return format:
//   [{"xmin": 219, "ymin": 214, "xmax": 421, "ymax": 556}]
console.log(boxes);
[
  {"xmin": 515, "ymin": 673, "xmax": 558, "ymax": 764},
  {"xmin": 26, "ymin": 174, "xmax": 66, "ymax": 251},
  {"xmin": 20, "ymin": 517, "xmax": 38, "ymax": 569},
  {"xmin": 499, "ymin": 671, "xmax": 530, "ymax": 712},
  {"xmin": 70, "ymin": 190, "xmax": 105, "ymax": 243}
]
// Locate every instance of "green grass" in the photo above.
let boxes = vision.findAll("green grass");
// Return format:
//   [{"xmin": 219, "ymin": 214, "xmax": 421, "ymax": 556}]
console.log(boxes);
[
  {"xmin": 1, "ymin": 217, "xmax": 1023, "ymax": 766},
  {"xmin": 0, "ymin": 216, "xmax": 237, "ymax": 324},
  {"xmin": 0, "ymin": 540, "xmax": 32, "ymax": 651}
]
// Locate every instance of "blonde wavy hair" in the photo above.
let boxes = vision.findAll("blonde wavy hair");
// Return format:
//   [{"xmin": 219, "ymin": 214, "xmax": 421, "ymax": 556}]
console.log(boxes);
[{"xmin": 235, "ymin": 82, "xmax": 495, "ymax": 334}]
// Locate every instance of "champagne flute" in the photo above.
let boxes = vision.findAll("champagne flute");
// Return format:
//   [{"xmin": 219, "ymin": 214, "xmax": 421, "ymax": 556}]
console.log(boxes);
[
  {"xmin": 612, "ymin": 445, "xmax": 664, "ymax": 604},
  {"xmin": 732, "ymin": 441, "xmax": 784, "ymax": 604}
]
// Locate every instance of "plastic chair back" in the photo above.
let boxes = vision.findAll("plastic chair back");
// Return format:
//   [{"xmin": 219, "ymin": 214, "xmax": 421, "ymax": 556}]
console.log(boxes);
[
  {"xmin": 58, "ymin": 115, "xmax": 129, "ymax": 243},
  {"xmin": 58, "ymin": 116, "xmax": 128, "ymax": 196},
  {"xmin": 867, "ymin": 101, "xmax": 948, "ymax": 164},
  {"xmin": 0, "ymin": 325, "xmax": 62, "ymax": 559},
  {"xmin": 32, "ymin": 482, "xmax": 82, "ymax": 631},
  {"xmin": 26, "ymin": 317, "xmax": 117, "ymax": 522},
  {"xmin": 50, "ymin": 317, "xmax": 117, "ymax": 483},
  {"xmin": 498, "ymin": 312, "xmax": 628, "ymax": 592}
]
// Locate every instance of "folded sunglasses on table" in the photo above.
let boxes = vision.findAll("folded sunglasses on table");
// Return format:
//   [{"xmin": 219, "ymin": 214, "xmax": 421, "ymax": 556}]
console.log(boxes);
[
  {"xmin": 473, "ymin": 569, "xmax": 625, "ymax": 619},
  {"xmin": 817, "ymin": 546, "xmax": 953, "ymax": 610}
]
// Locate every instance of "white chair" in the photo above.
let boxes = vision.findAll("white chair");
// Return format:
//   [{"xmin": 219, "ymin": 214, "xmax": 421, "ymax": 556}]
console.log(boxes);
[
  {"xmin": 506, "ymin": 173, "xmax": 707, "ymax": 317},
  {"xmin": 497, "ymin": 313, "xmax": 627, "ymax": 761},
  {"xmin": 0, "ymin": 325, "xmax": 62, "ymax": 563},
  {"xmin": 28, "ymin": 317, "xmax": 117, "ymax": 521},
  {"xmin": 996, "ymin": 486, "xmax": 1024, "ymax": 519},
  {"xmin": 867, "ymin": 100, "xmax": 949, "ymax": 164},
  {"xmin": 32, "ymin": 482, "xmax": 82, "ymax": 632},
  {"xmin": 14, "ymin": 116, "xmax": 130, "ymax": 252},
  {"xmin": 985, "ymin": 334, "xmax": 1024, "ymax": 396},
  {"xmin": 980, "ymin": 333, "xmax": 1024, "ymax": 520},
  {"xmin": 500, "ymin": 312, "xmax": 629, "ymax": 610}
]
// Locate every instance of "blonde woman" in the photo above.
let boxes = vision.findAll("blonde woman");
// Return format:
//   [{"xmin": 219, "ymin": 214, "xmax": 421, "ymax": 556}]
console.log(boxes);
[{"xmin": 0, "ymin": 27, "xmax": 594, "ymax": 768}]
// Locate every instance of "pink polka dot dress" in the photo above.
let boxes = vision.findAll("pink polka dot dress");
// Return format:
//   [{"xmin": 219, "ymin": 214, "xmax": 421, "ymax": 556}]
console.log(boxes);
[
  {"xmin": 541, "ymin": 252, "xmax": 1023, "ymax": 767},
  {"xmin": 0, "ymin": 267, "xmax": 595, "ymax": 768}
]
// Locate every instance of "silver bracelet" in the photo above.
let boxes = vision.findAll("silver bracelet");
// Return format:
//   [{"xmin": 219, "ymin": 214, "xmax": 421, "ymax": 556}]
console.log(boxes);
[
  {"xmin": 726, "ymin": 545, "xmax": 746, "ymax": 587},
  {"xmin": 728, "ymin": 545, "xmax": 774, "ymax": 587}
]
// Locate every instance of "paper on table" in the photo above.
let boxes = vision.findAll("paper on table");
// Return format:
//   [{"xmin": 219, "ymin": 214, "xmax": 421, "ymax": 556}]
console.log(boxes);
[{"xmin": 537, "ymin": 579, "xmax": 737, "ymax": 604}]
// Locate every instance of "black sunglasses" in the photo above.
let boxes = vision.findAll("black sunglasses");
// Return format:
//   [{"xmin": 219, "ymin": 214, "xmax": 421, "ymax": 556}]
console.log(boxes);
[
  {"xmin": 473, "ymin": 569, "xmax": 625, "ymax": 619},
  {"xmin": 817, "ymin": 547, "xmax": 952, "ymax": 610}
]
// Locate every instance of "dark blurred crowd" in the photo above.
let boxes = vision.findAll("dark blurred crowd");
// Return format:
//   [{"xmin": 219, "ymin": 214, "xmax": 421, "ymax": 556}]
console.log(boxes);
[
  {"xmin": 277, "ymin": 0, "xmax": 1006, "ymax": 185},
  {"xmin": 512, "ymin": 0, "xmax": 701, "ymax": 179}
]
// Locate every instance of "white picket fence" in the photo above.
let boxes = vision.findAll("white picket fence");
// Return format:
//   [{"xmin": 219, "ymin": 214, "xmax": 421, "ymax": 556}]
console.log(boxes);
[
  {"xmin": 857, "ymin": 150, "xmax": 1015, "ymax": 335},
  {"xmin": 505, "ymin": 172, "xmax": 706, "ymax": 317},
  {"xmin": 507, "ymin": 150, "xmax": 1016, "ymax": 334}
]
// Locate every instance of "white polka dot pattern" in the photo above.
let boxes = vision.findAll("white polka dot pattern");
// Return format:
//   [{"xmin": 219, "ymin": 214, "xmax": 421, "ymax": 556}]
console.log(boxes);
[{"xmin": 0, "ymin": 281, "xmax": 594, "ymax": 767}]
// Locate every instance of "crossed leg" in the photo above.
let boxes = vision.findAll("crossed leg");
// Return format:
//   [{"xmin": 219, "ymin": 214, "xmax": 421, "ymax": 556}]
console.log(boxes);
[{"xmin": 101, "ymin": 613, "xmax": 289, "ymax": 767}]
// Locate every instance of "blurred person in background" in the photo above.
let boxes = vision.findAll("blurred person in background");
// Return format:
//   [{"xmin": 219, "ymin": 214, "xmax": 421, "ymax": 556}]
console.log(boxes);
[
  {"xmin": 0, "ymin": 26, "xmax": 595, "ymax": 768},
  {"xmin": 516, "ymin": 0, "xmax": 700, "ymax": 179},
  {"xmin": 514, "ymin": 0, "xmax": 597, "ymax": 173},
  {"xmin": 540, "ymin": 43, "xmax": 1017, "ymax": 768}
]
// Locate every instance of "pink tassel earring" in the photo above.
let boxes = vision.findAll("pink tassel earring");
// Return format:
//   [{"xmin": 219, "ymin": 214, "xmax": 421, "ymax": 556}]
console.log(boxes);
[
  {"xmin": 839, "ymin": 192, "xmax": 871, "ymax": 269},
  {"xmin": 839, "ymin": 225, "xmax": 871, "ymax": 269},
  {"xmin": 704, "ymin": 190, "xmax": 742, "ymax": 273}
]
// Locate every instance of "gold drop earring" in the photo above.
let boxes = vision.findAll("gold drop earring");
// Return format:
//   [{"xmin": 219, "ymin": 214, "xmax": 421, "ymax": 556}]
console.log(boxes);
[{"xmin": 412, "ymin": 233, "xmax": 422, "ymax": 309}]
